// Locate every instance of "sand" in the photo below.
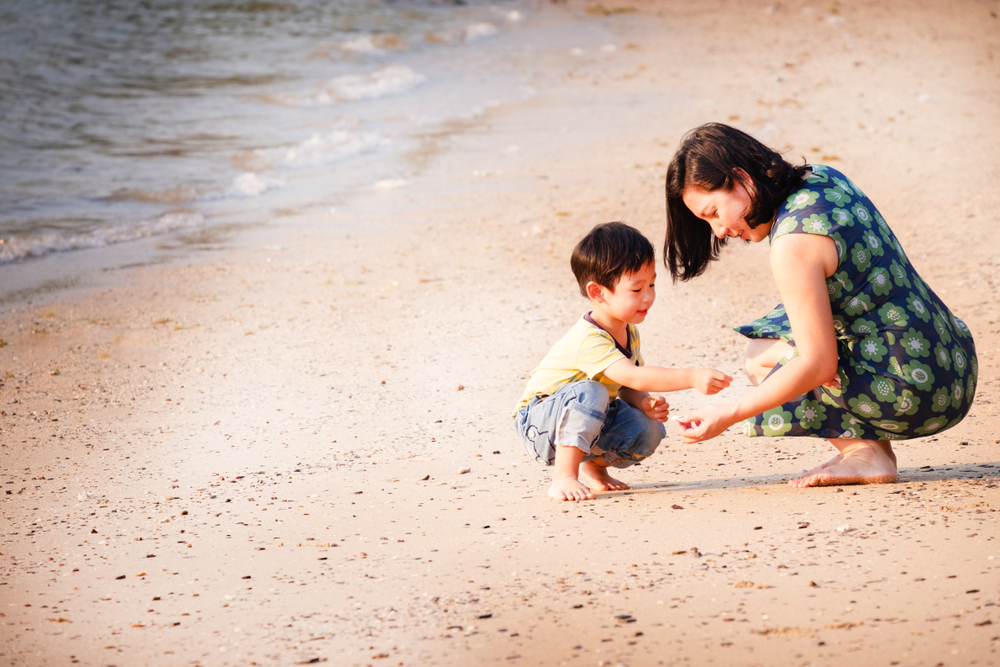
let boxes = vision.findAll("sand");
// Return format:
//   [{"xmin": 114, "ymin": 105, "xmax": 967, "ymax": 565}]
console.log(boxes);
[{"xmin": 2, "ymin": 1, "xmax": 999, "ymax": 665}]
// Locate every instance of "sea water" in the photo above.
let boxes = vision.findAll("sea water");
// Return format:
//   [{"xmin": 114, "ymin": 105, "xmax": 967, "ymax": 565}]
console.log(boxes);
[{"xmin": 0, "ymin": 0, "xmax": 551, "ymax": 265}]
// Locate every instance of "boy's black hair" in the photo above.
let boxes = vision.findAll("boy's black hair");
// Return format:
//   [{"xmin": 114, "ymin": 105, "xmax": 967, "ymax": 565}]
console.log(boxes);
[
  {"xmin": 571, "ymin": 222, "xmax": 655, "ymax": 297},
  {"xmin": 664, "ymin": 122, "xmax": 808, "ymax": 282}
]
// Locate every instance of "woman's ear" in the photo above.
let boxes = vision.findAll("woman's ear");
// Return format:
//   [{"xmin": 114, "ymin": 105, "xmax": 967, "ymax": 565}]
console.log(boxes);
[
  {"xmin": 586, "ymin": 281, "xmax": 606, "ymax": 302},
  {"xmin": 732, "ymin": 167, "xmax": 756, "ymax": 196}
]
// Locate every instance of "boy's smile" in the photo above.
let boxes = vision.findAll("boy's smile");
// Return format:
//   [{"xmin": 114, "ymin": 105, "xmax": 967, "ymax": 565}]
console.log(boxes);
[{"xmin": 588, "ymin": 261, "xmax": 656, "ymax": 342}]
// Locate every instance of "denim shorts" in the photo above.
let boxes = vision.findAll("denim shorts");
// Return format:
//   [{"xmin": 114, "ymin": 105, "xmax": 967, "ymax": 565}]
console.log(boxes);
[{"xmin": 513, "ymin": 380, "xmax": 665, "ymax": 469}]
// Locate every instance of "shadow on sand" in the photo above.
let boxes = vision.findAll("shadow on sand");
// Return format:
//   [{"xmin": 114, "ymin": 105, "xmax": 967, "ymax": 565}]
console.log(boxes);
[{"xmin": 619, "ymin": 461, "xmax": 1000, "ymax": 494}]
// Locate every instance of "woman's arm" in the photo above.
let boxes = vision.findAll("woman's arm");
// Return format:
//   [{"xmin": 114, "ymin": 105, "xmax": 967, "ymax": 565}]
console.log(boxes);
[{"xmin": 678, "ymin": 233, "xmax": 839, "ymax": 442}]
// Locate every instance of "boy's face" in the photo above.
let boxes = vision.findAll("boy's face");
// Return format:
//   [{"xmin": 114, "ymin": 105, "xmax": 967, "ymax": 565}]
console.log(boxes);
[{"xmin": 590, "ymin": 261, "xmax": 656, "ymax": 325}]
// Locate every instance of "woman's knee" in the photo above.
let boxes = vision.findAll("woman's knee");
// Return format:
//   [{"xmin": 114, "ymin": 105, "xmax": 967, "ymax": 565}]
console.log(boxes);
[
  {"xmin": 744, "ymin": 354, "xmax": 768, "ymax": 386},
  {"xmin": 744, "ymin": 338, "xmax": 793, "ymax": 386}
]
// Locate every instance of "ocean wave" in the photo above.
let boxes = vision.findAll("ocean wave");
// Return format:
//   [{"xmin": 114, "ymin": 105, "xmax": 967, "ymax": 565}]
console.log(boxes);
[
  {"xmin": 229, "ymin": 172, "xmax": 287, "ymax": 197},
  {"xmin": 464, "ymin": 22, "xmax": 499, "ymax": 42},
  {"xmin": 244, "ymin": 130, "xmax": 389, "ymax": 169},
  {"xmin": 323, "ymin": 65, "xmax": 426, "ymax": 103},
  {"xmin": 341, "ymin": 33, "xmax": 407, "ymax": 53},
  {"xmin": 0, "ymin": 212, "xmax": 206, "ymax": 264},
  {"xmin": 262, "ymin": 66, "xmax": 425, "ymax": 107},
  {"xmin": 104, "ymin": 186, "xmax": 207, "ymax": 204}
]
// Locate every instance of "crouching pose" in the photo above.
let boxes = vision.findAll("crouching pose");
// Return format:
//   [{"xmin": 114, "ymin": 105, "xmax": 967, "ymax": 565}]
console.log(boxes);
[{"xmin": 513, "ymin": 222, "xmax": 732, "ymax": 501}]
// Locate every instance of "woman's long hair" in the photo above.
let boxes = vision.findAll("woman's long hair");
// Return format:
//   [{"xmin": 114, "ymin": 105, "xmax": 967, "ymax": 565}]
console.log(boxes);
[{"xmin": 664, "ymin": 123, "xmax": 808, "ymax": 281}]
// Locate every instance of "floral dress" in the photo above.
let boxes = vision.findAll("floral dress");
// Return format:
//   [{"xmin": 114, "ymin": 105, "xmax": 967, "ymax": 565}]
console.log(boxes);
[{"xmin": 736, "ymin": 165, "xmax": 977, "ymax": 441}]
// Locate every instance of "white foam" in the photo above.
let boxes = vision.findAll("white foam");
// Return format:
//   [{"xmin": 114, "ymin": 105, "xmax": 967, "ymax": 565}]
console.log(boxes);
[
  {"xmin": 464, "ymin": 23, "xmax": 498, "ymax": 42},
  {"xmin": 324, "ymin": 66, "xmax": 426, "ymax": 103},
  {"xmin": 0, "ymin": 212, "xmax": 205, "ymax": 264},
  {"xmin": 230, "ymin": 172, "xmax": 287, "ymax": 197},
  {"xmin": 252, "ymin": 130, "xmax": 389, "ymax": 168},
  {"xmin": 341, "ymin": 35, "xmax": 378, "ymax": 53},
  {"xmin": 372, "ymin": 179, "xmax": 408, "ymax": 190}
]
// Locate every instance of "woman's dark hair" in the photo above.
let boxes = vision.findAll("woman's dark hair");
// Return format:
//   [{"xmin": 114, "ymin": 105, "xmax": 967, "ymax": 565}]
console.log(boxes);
[
  {"xmin": 664, "ymin": 123, "xmax": 808, "ymax": 281},
  {"xmin": 571, "ymin": 221, "xmax": 655, "ymax": 297}
]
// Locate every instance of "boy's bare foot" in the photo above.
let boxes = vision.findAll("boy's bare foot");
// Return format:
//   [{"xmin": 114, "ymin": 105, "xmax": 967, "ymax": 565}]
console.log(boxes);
[
  {"xmin": 580, "ymin": 461, "xmax": 630, "ymax": 492},
  {"xmin": 549, "ymin": 476, "xmax": 596, "ymax": 501},
  {"xmin": 789, "ymin": 440, "xmax": 897, "ymax": 488}
]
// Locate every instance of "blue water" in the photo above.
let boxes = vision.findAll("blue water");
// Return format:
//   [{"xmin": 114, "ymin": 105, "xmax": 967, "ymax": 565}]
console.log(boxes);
[{"xmin": 0, "ymin": 0, "xmax": 537, "ymax": 263}]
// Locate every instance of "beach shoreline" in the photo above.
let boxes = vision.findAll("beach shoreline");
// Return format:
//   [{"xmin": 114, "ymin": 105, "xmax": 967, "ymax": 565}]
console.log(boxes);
[{"xmin": 2, "ymin": 1, "xmax": 999, "ymax": 665}]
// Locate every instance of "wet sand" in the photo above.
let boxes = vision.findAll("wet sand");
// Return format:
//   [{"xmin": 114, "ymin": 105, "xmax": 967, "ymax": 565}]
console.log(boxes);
[{"xmin": 2, "ymin": 1, "xmax": 999, "ymax": 665}]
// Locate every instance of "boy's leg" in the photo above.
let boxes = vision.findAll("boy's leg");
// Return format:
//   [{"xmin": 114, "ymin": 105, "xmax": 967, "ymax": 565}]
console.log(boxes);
[
  {"xmin": 513, "ymin": 381, "xmax": 610, "ymax": 501},
  {"xmin": 579, "ymin": 458, "xmax": 629, "ymax": 492},
  {"xmin": 585, "ymin": 399, "xmax": 666, "ymax": 490},
  {"xmin": 551, "ymin": 444, "xmax": 596, "ymax": 501}
]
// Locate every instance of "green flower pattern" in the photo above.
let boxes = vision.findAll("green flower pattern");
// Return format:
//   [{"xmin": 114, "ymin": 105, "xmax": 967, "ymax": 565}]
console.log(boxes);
[
  {"xmin": 827, "ymin": 271, "xmax": 853, "ymax": 300},
  {"xmin": 802, "ymin": 214, "xmax": 831, "ymax": 234},
  {"xmin": 795, "ymin": 400, "xmax": 827, "ymax": 430},
  {"xmin": 736, "ymin": 165, "xmax": 977, "ymax": 440},
  {"xmin": 868, "ymin": 267, "xmax": 893, "ymax": 296},
  {"xmin": 869, "ymin": 376, "xmax": 897, "ymax": 402},
  {"xmin": 906, "ymin": 293, "xmax": 932, "ymax": 323}
]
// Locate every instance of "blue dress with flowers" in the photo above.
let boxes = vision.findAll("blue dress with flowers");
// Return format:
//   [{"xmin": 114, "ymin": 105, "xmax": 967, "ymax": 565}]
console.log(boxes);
[{"xmin": 736, "ymin": 165, "xmax": 977, "ymax": 441}]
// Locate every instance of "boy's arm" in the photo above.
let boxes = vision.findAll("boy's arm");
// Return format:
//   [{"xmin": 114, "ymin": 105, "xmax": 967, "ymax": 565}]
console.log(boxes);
[
  {"xmin": 617, "ymin": 386, "xmax": 649, "ymax": 407},
  {"xmin": 603, "ymin": 358, "xmax": 732, "ymax": 395},
  {"xmin": 619, "ymin": 386, "xmax": 671, "ymax": 422}
]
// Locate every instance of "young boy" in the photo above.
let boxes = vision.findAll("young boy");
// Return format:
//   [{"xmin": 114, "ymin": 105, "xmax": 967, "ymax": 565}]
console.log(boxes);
[{"xmin": 513, "ymin": 222, "xmax": 733, "ymax": 501}]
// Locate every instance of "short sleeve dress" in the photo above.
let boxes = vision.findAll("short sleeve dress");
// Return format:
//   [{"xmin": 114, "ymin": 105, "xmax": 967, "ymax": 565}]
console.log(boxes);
[{"xmin": 735, "ymin": 165, "xmax": 978, "ymax": 441}]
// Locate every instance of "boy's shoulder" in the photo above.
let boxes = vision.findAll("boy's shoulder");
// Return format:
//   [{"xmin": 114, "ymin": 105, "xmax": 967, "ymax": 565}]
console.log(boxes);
[
  {"xmin": 546, "ymin": 315, "xmax": 612, "ymax": 351},
  {"xmin": 562, "ymin": 314, "xmax": 640, "ymax": 356},
  {"xmin": 557, "ymin": 314, "xmax": 607, "ymax": 341}
]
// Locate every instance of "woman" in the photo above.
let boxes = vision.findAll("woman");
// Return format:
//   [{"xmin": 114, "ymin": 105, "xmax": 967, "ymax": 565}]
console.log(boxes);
[{"xmin": 664, "ymin": 123, "xmax": 977, "ymax": 487}]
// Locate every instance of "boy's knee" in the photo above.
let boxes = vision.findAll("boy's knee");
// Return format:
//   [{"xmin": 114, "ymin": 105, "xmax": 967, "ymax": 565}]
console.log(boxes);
[
  {"xmin": 569, "ymin": 380, "xmax": 610, "ymax": 416},
  {"xmin": 650, "ymin": 419, "xmax": 667, "ymax": 442},
  {"xmin": 637, "ymin": 418, "xmax": 666, "ymax": 457}
]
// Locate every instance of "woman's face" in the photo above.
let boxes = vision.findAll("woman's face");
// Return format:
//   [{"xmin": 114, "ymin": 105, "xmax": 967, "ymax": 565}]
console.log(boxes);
[{"xmin": 681, "ymin": 179, "xmax": 772, "ymax": 243}]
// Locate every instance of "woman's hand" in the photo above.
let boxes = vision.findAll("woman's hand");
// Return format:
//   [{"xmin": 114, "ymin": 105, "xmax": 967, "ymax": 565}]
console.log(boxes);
[{"xmin": 675, "ymin": 404, "xmax": 741, "ymax": 443}]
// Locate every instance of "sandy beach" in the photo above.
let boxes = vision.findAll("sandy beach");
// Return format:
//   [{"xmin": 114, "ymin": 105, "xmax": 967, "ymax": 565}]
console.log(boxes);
[{"xmin": 2, "ymin": 1, "xmax": 999, "ymax": 665}]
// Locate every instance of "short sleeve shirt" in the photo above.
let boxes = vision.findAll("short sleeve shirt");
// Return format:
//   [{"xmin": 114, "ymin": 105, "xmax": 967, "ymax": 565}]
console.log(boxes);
[{"xmin": 514, "ymin": 315, "xmax": 643, "ymax": 416}]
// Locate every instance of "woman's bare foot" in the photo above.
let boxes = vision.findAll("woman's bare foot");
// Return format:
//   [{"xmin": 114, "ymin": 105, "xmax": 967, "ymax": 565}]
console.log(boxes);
[
  {"xmin": 789, "ymin": 439, "xmax": 897, "ymax": 488},
  {"xmin": 799, "ymin": 452, "xmax": 844, "ymax": 478},
  {"xmin": 549, "ymin": 476, "xmax": 596, "ymax": 501},
  {"xmin": 580, "ymin": 461, "xmax": 630, "ymax": 492}
]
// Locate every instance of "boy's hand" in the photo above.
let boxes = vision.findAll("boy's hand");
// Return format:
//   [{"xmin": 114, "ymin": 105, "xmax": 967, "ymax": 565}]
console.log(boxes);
[
  {"xmin": 694, "ymin": 368, "xmax": 734, "ymax": 395},
  {"xmin": 640, "ymin": 394, "xmax": 670, "ymax": 422}
]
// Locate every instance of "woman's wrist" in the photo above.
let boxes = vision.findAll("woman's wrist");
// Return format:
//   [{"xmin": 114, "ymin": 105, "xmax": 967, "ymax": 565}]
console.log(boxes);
[{"xmin": 728, "ymin": 400, "xmax": 753, "ymax": 425}]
